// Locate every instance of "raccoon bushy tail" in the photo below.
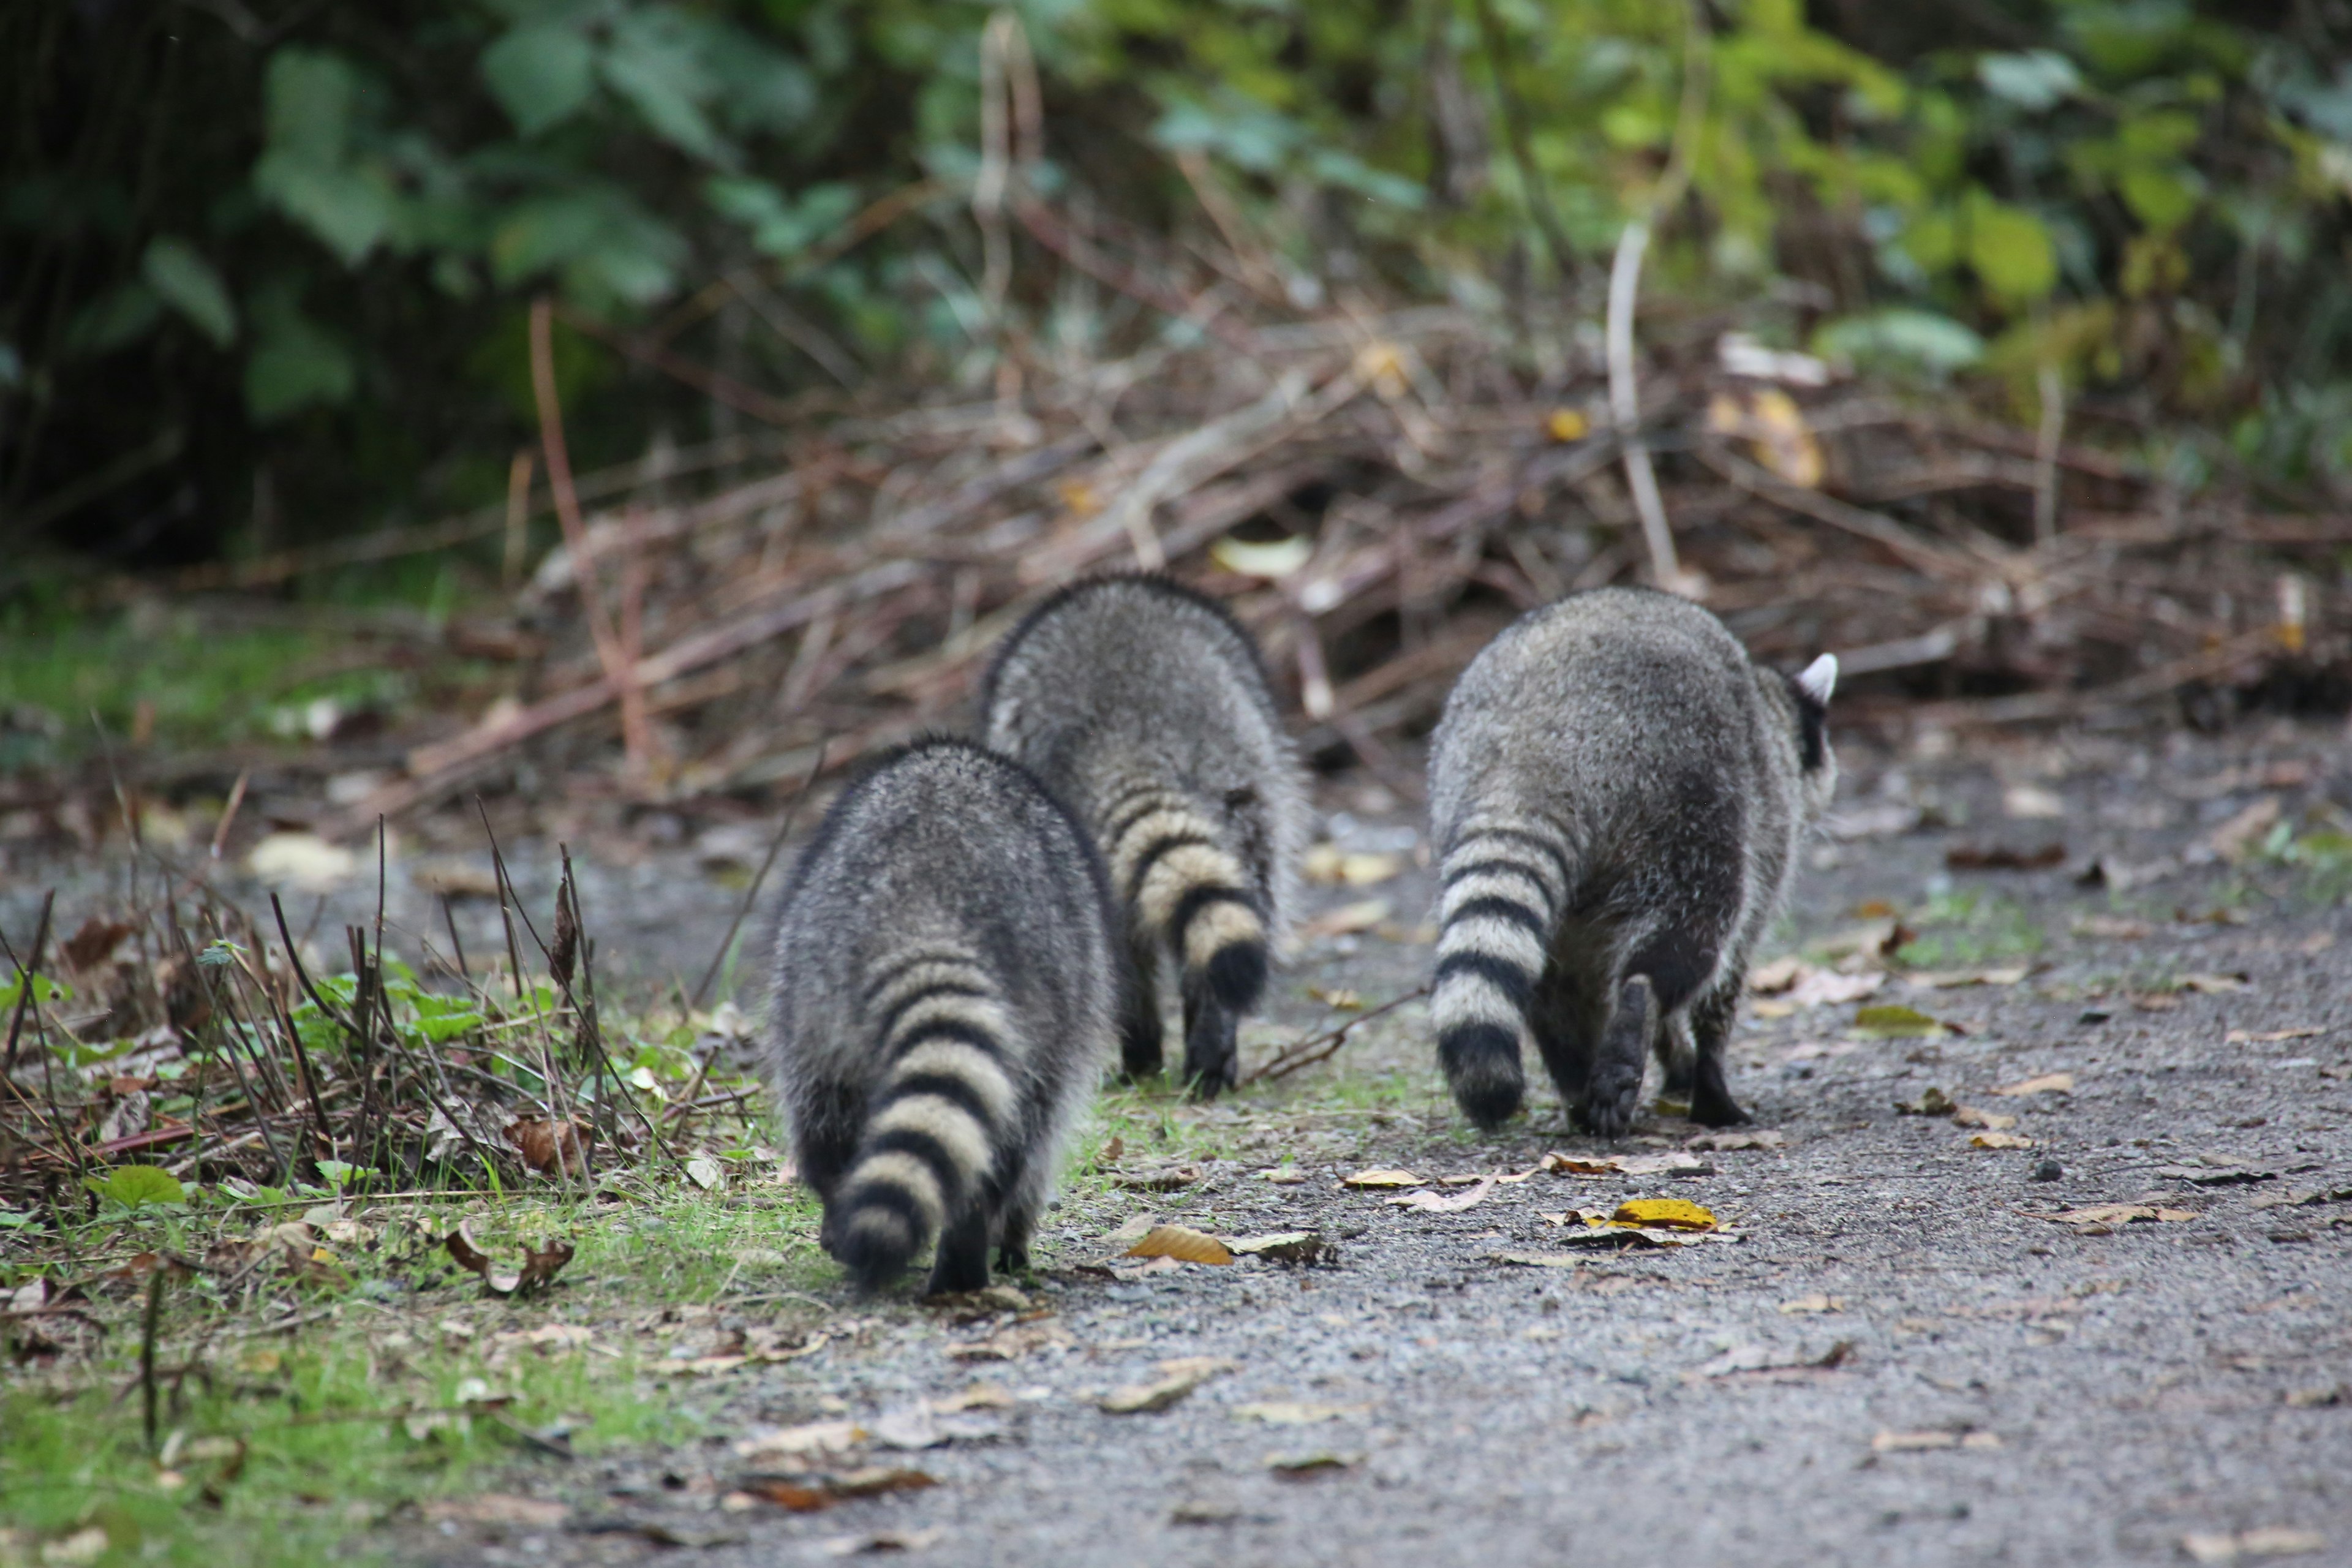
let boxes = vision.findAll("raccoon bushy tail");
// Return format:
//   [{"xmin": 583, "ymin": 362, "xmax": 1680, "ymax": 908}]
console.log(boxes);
[
  {"xmin": 832, "ymin": 963, "xmax": 1020, "ymax": 1294},
  {"xmin": 1431, "ymin": 823, "xmax": 1572, "ymax": 1128},
  {"xmin": 1108, "ymin": 793, "xmax": 1268, "ymax": 1013}
]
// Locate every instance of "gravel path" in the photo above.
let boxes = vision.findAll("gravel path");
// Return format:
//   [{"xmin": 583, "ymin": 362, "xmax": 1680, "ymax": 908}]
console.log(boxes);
[{"xmin": 23, "ymin": 724, "xmax": 2350, "ymax": 1567}]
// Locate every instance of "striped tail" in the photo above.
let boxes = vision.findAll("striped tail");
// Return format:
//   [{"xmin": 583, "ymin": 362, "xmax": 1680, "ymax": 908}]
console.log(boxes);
[
  {"xmin": 1106, "ymin": 791, "xmax": 1268, "ymax": 1014},
  {"xmin": 1431, "ymin": 823, "xmax": 1572, "ymax": 1128},
  {"xmin": 832, "ymin": 954, "xmax": 1020, "ymax": 1294}
]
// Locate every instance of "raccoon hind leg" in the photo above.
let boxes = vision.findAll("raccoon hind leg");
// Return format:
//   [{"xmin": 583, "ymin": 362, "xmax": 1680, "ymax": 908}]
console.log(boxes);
[
  {"xmin": 1686, "ymin": 980, "xmax": 1752, "ymax": 1127},
  {"xmin": 1577, "ymin": 974, "xmax": 1655, "ymax": 1138},
  {"xmin": 1117, "ymin": 930, "xmax": 1166, "ymax": 1081},
  {"xmin": 1525, "ymin": 957, "xmax": 1603, "ymax": 1117},
  {"xmin": 1180, "ymin": 975, "xmax": 1239, "ymax": 1099},
  {"xmin": 924, "ymin": 1204, "xmax": 990, "ymax": 1296}
]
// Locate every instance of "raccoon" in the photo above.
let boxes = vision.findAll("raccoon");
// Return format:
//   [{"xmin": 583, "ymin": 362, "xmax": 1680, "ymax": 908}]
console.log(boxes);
[
  {"xmin": 763, "ymin": 736, "xmax": 1120, "ymax": 1295},
  {"xmin": 1425, "ymin": 586, "xmax": 1837, "ymax": 1137},
  {"xmin": 979, "ymin": 575, "xmax": 1308, "ymax": 1098}
]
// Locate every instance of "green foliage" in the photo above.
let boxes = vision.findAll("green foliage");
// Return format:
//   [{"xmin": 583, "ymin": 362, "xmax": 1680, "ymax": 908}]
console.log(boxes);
[
  {"xmin": 7, "ymin": 1, "xmax": 2352, "ymax": 560},
  {"xmin": 86, "ymin": 1166, "xmax": 189, "ymax": 1210}
]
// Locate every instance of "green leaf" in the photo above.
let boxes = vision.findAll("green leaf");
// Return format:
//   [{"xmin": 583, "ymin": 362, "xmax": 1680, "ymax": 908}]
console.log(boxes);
[
  {"xmin": 244, "ymin": 288, "xmax": 356, "ymax": 422},
  {"xmin": 600, "ymin": 10, "xmax": 729, "ymax": 165},
  {"xmin": 63, "ymin": 282, "xmax": 161, "ymax": 358},
  {"xmin": 92, "ymin": 1165, "xmax": 187, "ymax": 1208},
  {"xmin": 141, "ymin": 236, "xmax": 238, "ymax": 347},
  {"xmin": 1853, "ymin": 1004, "xmax": 1948, "ymax": 1038},
  {"xmin": 0, "ymin": 972, "xmax": 72, "ymax": 1012},
  {"xmin": 2120, "ymin": 165, "xmax": 2202, "ymax": 233},
  {"xmin": 1814, "ymin": 308, "xmax": 1985, "ymax": 379},
  {"xmin": 1966, "ymin": 197, "xmax": 2057, "ymax": 303},
  {"xmin": 481, "ymin": 23, "xmax": 597, "ymax": 137},
  {"xmin": 253, "ymin": 154, "xmax": 397, "ymax": 266},
  {"xmin": 313, "ymin": 1160, "xmax": 378, "ymax": 1189},
  {"xmin": 1977, "ymin": 51, "xmax": 2079, "ymax": 113},
  {"xmin": 262, "ymin": 47, "xmax": 358, "ymax": 169}
]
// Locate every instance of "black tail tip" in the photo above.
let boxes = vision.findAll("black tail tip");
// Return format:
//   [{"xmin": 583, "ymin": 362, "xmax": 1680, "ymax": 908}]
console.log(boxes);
[
  {"xmin": 1440, "ymin": 1022, "xmax": 1524, "ymax": 1128},
  {"xmin": 829, "ymin": 1206, "xmax": 919, "ymax": 1296},
  {"xmin": 1202, "ymin": 940, "xmax": 1267, "ymax": 1012}
]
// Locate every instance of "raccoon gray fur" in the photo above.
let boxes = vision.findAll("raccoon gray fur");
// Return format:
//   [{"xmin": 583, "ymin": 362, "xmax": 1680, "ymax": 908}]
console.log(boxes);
[
  {"xmin": 763, "ymin": 736, "xmax": 1120, "ymax": 1295},
  {"xmin": 1425, "ymin": 586, "xmax": 1838, "ymax": 1137},
  {"xmin": 979, "ymin": 575, "xmax": 1308, "ymax": 1098}
]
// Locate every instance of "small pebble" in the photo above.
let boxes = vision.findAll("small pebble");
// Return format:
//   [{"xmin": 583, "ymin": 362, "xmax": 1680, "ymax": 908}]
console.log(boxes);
[{"xmin": 2031, "ymin": 1159, "xmax": 2064, "ymax": 1183}]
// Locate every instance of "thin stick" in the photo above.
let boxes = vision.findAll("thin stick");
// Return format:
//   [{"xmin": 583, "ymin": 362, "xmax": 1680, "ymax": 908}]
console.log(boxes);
[
  {"xmin": 1605, "ymin": 218, "xmax": 1682, "ymax": 591},
  {"xmin": 2034, "ymin": 361, "xmax": 2065, "ymax": 545},
  {"xmin": 691, "ymin": 739, "xmax": 829, "ymax": 1011},
  {"xmin": 4, "ymin": 889, "xmax": 51, "ymax": 1073},
  {"xmin": 502, "ymin": 448, "xmax": 536, "ymax": 587},
  {"xmin": 208, "ymin": 769, "xmax": 249, "ymax": 861},
  {"xmin": 1242, "ymin": 985, "xmax": 1430, "ymax": 1085},
  {"xmin": 530, "ymin": 296, "xmax": 651, "ymax": 771}
]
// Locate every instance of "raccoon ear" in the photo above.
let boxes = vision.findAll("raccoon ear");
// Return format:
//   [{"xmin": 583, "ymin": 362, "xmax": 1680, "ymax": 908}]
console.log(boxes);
[{"xmin": 1795, "ymin": 654, "xmax": 1838, "ymax": 707}]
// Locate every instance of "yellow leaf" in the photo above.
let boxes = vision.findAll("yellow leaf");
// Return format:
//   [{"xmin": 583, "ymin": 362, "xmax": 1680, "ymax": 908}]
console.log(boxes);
[
  {"xmin": 1122, "ymin": 1224, "xmax": 1233, "ymax": 1265},
  {"xmin": 1608, "ymin": 1199, "xmax": 1717, "ymax": 1232},
  {"xmin": 1352, "ymin": 340, "xmax": 1409, "ymax": 397},
  {"xmin": 1970, "ymin": 1131, "xmax": 2035, "ymax": 1149},
  {"xmin": 1992, "ymin": 1072, "xmax": 2075, "ymax": 1096},
  {"xmin": 1056, "ymin": 478, "xmax": 1100, "ymax": 517},
  {"xmin": 1210, "ymin": 533, "xmax": 1314, "ymax": 580},
  {"xmin": 1746, "ymin": 388, "xmax": 1824, "ymax": 487},
  {"xmin": 1341, "ymin": 1169, "xmax": 1423, "ymax": 1189},
  {"xmin": 1951, "ymin": 1106, "xmax": 2017, "ymax": 1130},
  {"xmin": 1545, "ymin": 408, "xmax": 1589, "ymax": 442},
  {"xmin": 1299, "ymin": 899, "xmax": 1392, "ymax": 939}
]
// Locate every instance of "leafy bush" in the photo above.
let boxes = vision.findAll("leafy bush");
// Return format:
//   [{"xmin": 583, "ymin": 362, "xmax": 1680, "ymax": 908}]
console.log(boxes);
[{"xmin": 5, "ymin": 1, "xmax": 2351, "ymax": 565}]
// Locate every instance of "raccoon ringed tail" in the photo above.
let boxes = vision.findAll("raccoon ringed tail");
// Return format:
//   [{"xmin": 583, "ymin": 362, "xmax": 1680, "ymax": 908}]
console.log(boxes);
[
  {"xmin": 834, "ymin": 960, "xmax": 1020, "ymax": 1293},
  {"xmin": 1431, "ymin": 826, "xmax": 1569, "ymax": 1128},
  {"xmin": 1109, "ymin": 795, "xmax": 1267, "ymax": 1012}
]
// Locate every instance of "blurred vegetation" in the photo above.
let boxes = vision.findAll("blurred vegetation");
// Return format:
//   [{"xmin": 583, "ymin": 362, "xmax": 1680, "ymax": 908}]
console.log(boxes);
[{"xmin": 5, "ymin": 0, "xmax": 2352, "ymax": 568}]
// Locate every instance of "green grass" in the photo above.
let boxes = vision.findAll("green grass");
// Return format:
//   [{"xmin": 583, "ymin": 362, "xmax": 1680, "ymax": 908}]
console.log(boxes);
[{"xmin": 1893, "ymin": 889, "xmax": 2048, "ymax": 969}]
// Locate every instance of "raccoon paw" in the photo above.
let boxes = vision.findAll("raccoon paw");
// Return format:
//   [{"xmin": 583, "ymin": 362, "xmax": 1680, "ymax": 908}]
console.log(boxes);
[
  {"xmin": 1689, "ymin": 1083, "xmax": 1752, "ymax": 1127},
  {"xmin": 1573, "ymin": 1069, "xmax": 1642, "ymax": 1139}
]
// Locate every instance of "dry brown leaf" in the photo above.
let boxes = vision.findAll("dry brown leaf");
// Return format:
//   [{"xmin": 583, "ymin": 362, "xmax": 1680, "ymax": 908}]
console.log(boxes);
[
  {"xmin": 2045, "ymin": 1205, "xmax": 2196, "ymax": 1227},
  {"xmin": 1258, "ymin": 1167, "xmax": 1309, "ymax": 1185},
  {"xmin": 505, "ymin": 1117, "xmax": 589, "ymax": 1178},
  {"xmin": 1114, "ymin": 1164, "xmax": 1204, "ymax": 1192},
  {"xmin": 1969, "ymin": 1132, "xmax": 2035, "ymax": 1150},
  {"xmin": 61, "ymin": 918, "xmax": 134, "ymax": 974},
  {"xmin": 1897, "ymin": 1088, "xmax": 1957, "ymax": 1117},
  {"xmin": 821, "ymin": 1526, "xmax": 949, "ymax": 1556},
  {"xmin": 732, "ymin": 1419, "xmax": 865, "ymax": 1460},
  {"xmin": 1298, "ymin": 899, "xmax": 1392, "ymax": 939},
  {"xmin": 1385, "ymin": 1177, "xmax": 1493, "ymax": 1214},
  {"xmin": 1123, "ymin": 1225, "xmax": 1233, "ymax": 1265},
  {"xmin": 421, "ymin": 1494, "xmax": 571, "ymax": 1528},
  {"xmin": 442, "ymin": 1221, "xmax": 575, "ymax": 1297},
  {"xmin": 1226, "ymin": 1232, "xmax": 1333, "ymax": 1265},
  {"xmin": 1951, "ymin": 1106, "xmax": 2018, "ymax": 1131},
  {"xmin": 1686, "ymin": 1130, "xmax": 1788, "ymax": 1152},
  {"xmin": 1779, "ymin": 1294, "xmax": 1847, "ymax": 1314},
  {"xmin": 2206, "ymin": 796, "xmax": 2283, "ymax": 862},
  {"xmin": 1265, "ymin": 1449, "xmax": 1359, "ymax": 1477},
  {"xmin": 737, "ymin": 1468, "xmax": 937, "ymax": 1513},
  {"xmin": 1749, "ymin": 956, "xmax": 1805, "ymax": 993},
  {"xmin": 1871, "ymin": 1430, "xmax": 1959, "ymax": 1453},
  {"xmin": 2181, "ymin": 1528, "xmax": 2328, "ymax": 1564},
  {"xmin": 2182, "ymin": 972, "xmax": 2250, "ymax": 994},
  {"xmin": 1100, "ymin": 1358, "xmax": 1231, "ymax": 1414},
  {"xmin": 1232, "ymin": 1401, "xmax": 1366, "ymax": 1425},
  {"xmin": 2226, "ymin": 1027, "xmax": 2324, "ymax": 1044},
  {"xmin": 1342, "ymin": 1169, "xmax": 1423, "ymax": 1189},
  {"xmin": 1992, "ymin": 1072, "xmax": 2075, "ymax": 1096}
]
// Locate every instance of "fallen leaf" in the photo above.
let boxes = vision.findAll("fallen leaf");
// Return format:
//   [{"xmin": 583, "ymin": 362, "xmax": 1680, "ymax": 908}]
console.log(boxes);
[
  {"xmin": 1710, "ymin": 386, "xmax": 1824, "ymax": 486},
  {"xmin": 1910, "ymin": 967, "xmax": 2030, "ymax": 988},
  {"xmin": 821, "ymin": 1526, "xmax": 948, "ymax": 1556},
  {"xmin": 2075, "ymin": 914, "xmax": 2153, "ymax": 940},
  {"xmin": 61, "ymin": 918, "xmax": 134, "ymax": 973},
  {"xmin": 2044, "ymin": 1205, "xmax": 2196, "ymax": 1227},
  {"xmin": 1749, "ymin": 956, "xmax": 1805, "ymax": 993},
  {"xmin": 1232, "ymin": 1401, "xmax": 1366, "ymax": 1425},
  {"xmin": 1264, "ymin": 1449, "xmax": 1357, "ymax": 1477},
  {"xmin": 1690, "ymin": 1340, "xmax": 1855, "ymax": 1379},
  {"xmin": 1945, "ymin": 843, "xmax": 2065, "ymax": 871},
  {"xmin": 1545, "ymin": 407, "xmax": 1589, "ymax": 442},
  {"xmin": 1210, "ymin": 533, "xmax": 1313, "ymax": 581},
  {"xmin": 1992, "ymin": 1072, "xmax": 2075, "ymax": 1096},
  {"xmin": 732, "ymin": 1420, "xmax": 867, "ymax": 1461},
  {"xmin": 945, "ymin": 1319, "xmax": 1074, "ymax": 1360},
  {"xmin": 1103, "ymin": 1215, "xmax": 1156, "ymax": 1244},
  {"xmin": 442, "ymin": 1221, "xmax": 574, "ymax": 1297},
  {"xmin": 1303, "ymin": 846, "xmax": 1403, "ymax": 887},
  {"xmin": 1789, "ymin": 970, "xmax": 1886, "ymax": 1008},
  {"xmin": 1100, "ymin": 1358, "xmax": 1231, "ymax": 1414},
  {"xmin": 1258, "ymin": 1167, "xmax": 1309, "ymax": 1185},
  {"xmin": 2226, "ymin": 1027, "xmax": 2325, "ymax": 1044},
  {"xmin": 505, "ymin": 1118, "xmax": 590, "ymax": 1178},
  {"xmin": 1609, "ymin": 1199, "xmax": 1716, "ymax": 1232},
  {"xmin": 2002, "ymin": 784, "xmax": 2066, "ymax": 820},
  {"xmin": 422, "ymin": 1494, "xmax": 570, "ymax": 1528},
  {"xmin": 247, "ymin": 832, "xmax": 355, "ymax": 892},
  {"xmin": 1299, "ymin": 899, "xmax": 1392, "ymax": 939},
  {"xmin": 1951, "ymin": 1106, "xmax": 2018, "ymax": 1131},
  {"xmin": 1855, "ymin": 1005, "xmax": 1949, "ymax": 1038},
  {"xmin": 2181, "ymin": 973, "xmax": 2250, "ymax": 994},
  {"xmin": 737, "ymin": 1468, "xmax": 937, "ymax": 1512},
  {"xmin": 2181, "ymin": 1528, "xmax": 2327, "ymax": 1564},
  {"xmin": 1871, "ymin": 1430, "xmax": 1960, "ymax": 1452},
  {"xmin": 684, "ymin": 1155, "xmax": 723, "ymax": 1191},
  {"xmin": 1114, "ymin": 1163, "xmax": 1204, "ymax": 1192},
  {"xmin": 1123, "ymin": 1225, "xmax": 1233, "ymax": 1265},
  {"xmin": 2206, "ymin": 796, "xmax": 2283, "ymax": 862},
  {"xmin": 1386, "ymin": 1178, "xmax": 1493, "ymax": 1214},
  {"xmin": 1226, "ymin": 1232, "xmax": 1334, "ymax": 1265},
  {"xmin": 1536, "ymin": 1151, "xmax": 1709, "ymax": 1178},
  {"xmin": 867, "ymin": 1401, "xmax": 1003, "ymax": 1450},
  {"xmin": 1897, "ymin": 1088, "xmax": 1957, "ymax": 1117},
  {"xmin": 1307, "ymin": 986, "xmax": 1363, "ymax": 1009},
  {"xmin": 1969, "ymin": 1132, "xmax": 2035, "ymax": 1149},
  {"xmin": 1342, "ymin": 1169, "xmax": 1423, "ymax": 1189},
  {"xmin": 1779, "ymin": 1294, "xmax": 1846, "ymax": 1314},
  {"xmin": 1686, "ymin": 1129, "xmax": 1788, "ymax": 1152}
]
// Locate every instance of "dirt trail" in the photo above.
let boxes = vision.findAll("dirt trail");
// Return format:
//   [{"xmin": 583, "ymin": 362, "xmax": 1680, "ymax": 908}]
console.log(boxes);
[{"xmin": 248, "ymin": 725, "xmax": 2352, "ymax": 1566}]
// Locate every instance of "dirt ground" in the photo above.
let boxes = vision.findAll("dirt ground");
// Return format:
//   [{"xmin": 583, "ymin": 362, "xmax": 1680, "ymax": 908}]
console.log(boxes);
[{"xmin": 15, "ymin": 717, "xmax": 2352, "ymax": 1567}]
